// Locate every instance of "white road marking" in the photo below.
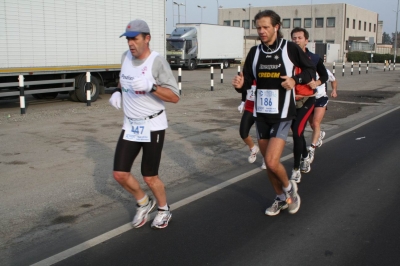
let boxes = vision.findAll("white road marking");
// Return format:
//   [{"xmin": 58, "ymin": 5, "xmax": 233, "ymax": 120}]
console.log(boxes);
[{"xmin": 31, "ymin": 106, "xmax": 400, "ymax": 266}]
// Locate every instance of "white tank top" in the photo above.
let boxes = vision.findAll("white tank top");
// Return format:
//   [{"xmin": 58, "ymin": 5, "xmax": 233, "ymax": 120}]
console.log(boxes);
[{"xmin": 119, "ymin": 51, "xmax": 168, "ymax": 131}]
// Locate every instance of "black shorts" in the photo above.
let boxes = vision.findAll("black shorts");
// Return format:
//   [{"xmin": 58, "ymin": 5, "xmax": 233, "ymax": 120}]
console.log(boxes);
[
  {"xmin": 113, "ymin": 130, "xmax": 165, "ymax": 176},
  {"xmin": 315, "ymin": 96, "xmax": 329, "ymax": 108},
  {"xmin": 255, "ymin": 120, "xmax": 292, "ymax": 140}
]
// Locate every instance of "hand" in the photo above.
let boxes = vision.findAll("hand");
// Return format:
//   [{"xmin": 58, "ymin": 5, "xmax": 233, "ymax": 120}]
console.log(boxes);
[
  {"xmin": 307, "ymin": 79, "xmax": 317, "ymax": 89},
  {"xmin": 232, "ymin": 72, "xmax": 244, "ymax": 88},
  {"xmin": 238, "ymin": 101, "xmax": 245, "ymax": 113},
  {"xmin": 109, "ymin": 91, "xmax": 121, "ymax": 110},
  {"xmin": 331, "ymin": 90, "xmax": 337, "ymax": 98},
  {"xmin": 280, "ymin": 76, "xmax": 295, "ymax": 90},
  {"xmin": 131, "ymin": 76, "xmax": 153, "ymax": 92}
]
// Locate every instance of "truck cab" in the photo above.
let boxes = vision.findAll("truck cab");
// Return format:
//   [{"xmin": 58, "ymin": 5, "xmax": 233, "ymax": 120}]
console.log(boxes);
[{"xmin": 166, "ymin": 27, "xmax": 198, "ymax": 70}]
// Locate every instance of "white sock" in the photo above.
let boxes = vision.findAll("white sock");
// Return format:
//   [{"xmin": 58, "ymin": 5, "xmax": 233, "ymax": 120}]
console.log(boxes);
[
  {"xmin": 283, "ymin": 183, "xmax": 292, "ymax": 192},
  {"xmin": 251, "ymin": 145, "xmax": 258, "ymax": 151},
  {"xmin": 137, "ymin": 194, "xmax": 149, "ymax": 206},
  {"xmin": 158, "ymin": 204, "xmax": 169, "ymax": 211},
  {"xmin": 277, "ymin": 193, "xmax": 286, "ymax": 201}
]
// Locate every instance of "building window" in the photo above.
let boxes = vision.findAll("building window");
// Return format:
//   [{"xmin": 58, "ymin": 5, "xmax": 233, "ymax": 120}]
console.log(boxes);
[
  {"xmin": 282, "ymin": 19, "xmax": 290, "ymax": 28},
  {"xmin": 327, "ymin": 17, "xmax": 335, "ymax": 27},
  {"xmin": 252, "ymin": 20, "xmax": 256, "ymax": 29},
  {"xmin": 242, "ymin": 20, "xmax": 250, "ymax": 29},
  {"xmin": 233, "ymin": 20, "xmax": 240, "ymax": 27},
  {"xmin": 304, "ymin": 18, "xmax": 312, "ymax": 28},
  {"xmin": 315, "ymin": 40, "xmax": 323, "ymax": 43},
  {"xmin": 223, "ymin": 20, "xmax": 231, "ymax": 26},
  {"xmin": 347, "ymin": 18, "xmax": 349, "ymax": 28},
  {"xmin": 364, "ymin": 22, "xmax": 366, "ymax": 31},
  {"xmin": 315, "ymin": 18, "xmax": 324, "ymax": 28},
  {"xmin": 353, "ymin": 19, "xmax": 355, "ymax": 29},
  {"xmin": 369, "ymin": 23, "xmax": 371, "ymax": 32},
  {"xmin": 359, "ymin": 20, "xmax": 361, "ymax": 30},
  {"xmin": 374, "ymin": 24, "xmax": 376, "ymax": 32},
  {"xmin": 326, "ymin": 40, "xmax": 335, "ymax": 44},
  {"xmin": 293, "ymin": 18, "xmax": 301, "ymax": 28}
]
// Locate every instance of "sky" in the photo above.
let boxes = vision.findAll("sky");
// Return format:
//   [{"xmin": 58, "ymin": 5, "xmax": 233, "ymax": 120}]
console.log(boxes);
[{"xmin": 166, "ymin": 0, "xmax": 399, "ymax": 34}]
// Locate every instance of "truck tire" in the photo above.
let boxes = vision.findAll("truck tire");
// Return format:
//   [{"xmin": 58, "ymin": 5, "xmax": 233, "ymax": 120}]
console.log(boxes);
[
  {"xmin": 74, "ymin": 74, "xmax": 100, "ymax": 102},
  {"xmin": 187, "ymin": 59, "xmax": 196, "ymax": 70},
  {"xmin": 223, "ymin": 60, "xmax": 230, "ymax": 69}
]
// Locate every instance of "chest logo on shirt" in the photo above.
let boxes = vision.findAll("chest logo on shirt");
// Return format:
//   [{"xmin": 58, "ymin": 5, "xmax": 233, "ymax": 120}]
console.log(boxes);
[
  {"xmin": 258, "ymin": 72, "xmax": 280, "ymax": 78},
  {"xmin": 274, "ymin": 55, "xmax": 279, "ymax": 60},
  {"xmin": 141, "ymin": 66, "xmax": 148, "ymax": 75},
  {"xmin": 259, "ymin": 64, "xmax": 281, "ymax": 70}
]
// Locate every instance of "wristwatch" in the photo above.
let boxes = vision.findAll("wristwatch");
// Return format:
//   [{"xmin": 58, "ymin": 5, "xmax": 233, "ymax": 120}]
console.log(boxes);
[{"xmin": 150, "ymin": 84, "xmax": 157, "ymax": 93}]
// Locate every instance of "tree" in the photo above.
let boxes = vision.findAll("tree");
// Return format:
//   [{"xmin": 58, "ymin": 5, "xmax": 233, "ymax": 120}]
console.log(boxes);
[
  {"xmin": 391, "ymin": 32, "xmax": 400, "ymax": 48},
  {"xmin": 382, "ymin": 32, "xmax": 392, "ymax": 44}
]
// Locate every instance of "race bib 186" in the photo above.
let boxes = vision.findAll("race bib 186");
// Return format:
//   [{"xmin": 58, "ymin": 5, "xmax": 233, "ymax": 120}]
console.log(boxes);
[{"xmin": 256, "ymin": 89, "xmax": 279, "ymax": 114}]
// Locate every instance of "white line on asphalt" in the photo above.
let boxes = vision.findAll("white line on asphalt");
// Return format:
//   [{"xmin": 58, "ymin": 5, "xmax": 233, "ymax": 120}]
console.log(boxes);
[{"xmin": 31, "ymin": 105, "xmax": 400, "ymax": 266}]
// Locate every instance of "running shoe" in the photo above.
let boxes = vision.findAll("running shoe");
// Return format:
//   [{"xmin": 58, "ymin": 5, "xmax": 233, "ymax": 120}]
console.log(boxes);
[
  {"xmin": 286, "ymin": 180, "xmax": 301, "ymax": 214},
  {"xmin": 248, "ymin": 145, "xmax": 259, "ymax": 163},
  {"xmin": 300, "ymin": 155, "xmax": 311, "ymax": 173},
  {"xmin": 151, "ymin": 208, "xmax": 172, "ymax": 229},
  {"xmin": 131, "ymin": 198, "xmax": 156, "ymax": 228},
  {"xmin": 316, "ymin": 131, "xmax": 326, "ymax": 147},
  {"xmin": 265, "ymin": 197, "xmax": 288, "ymax": 216},
  {"xmin": 290, "ymin": 168, "xmax": 301, "ymax": 183},
  {"xmin": 308, "ymin": 146, "xmax": 315, "ymax": 164},
  {"xmin": 261, "ymin": 161, "xmax": 267, "ymax": 169}
]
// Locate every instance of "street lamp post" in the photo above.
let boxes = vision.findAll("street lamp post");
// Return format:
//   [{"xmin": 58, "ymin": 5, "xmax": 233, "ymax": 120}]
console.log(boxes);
[
  {"xmin": 394, "ymin": 0, "xmax": 399, "ymax": 64},
  {"xmin": 197, "ymin": 5, "xmax": 206, "ymax": 23},
  {"xmin": 173, "ymin": 2, "xmax": 185, "ymax": 24}
]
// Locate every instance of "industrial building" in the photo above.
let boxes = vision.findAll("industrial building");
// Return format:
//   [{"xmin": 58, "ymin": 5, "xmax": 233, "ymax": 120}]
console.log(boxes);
[{"xmin": 218, "ymin": 3, "xmax": 383, "ymax": 62}]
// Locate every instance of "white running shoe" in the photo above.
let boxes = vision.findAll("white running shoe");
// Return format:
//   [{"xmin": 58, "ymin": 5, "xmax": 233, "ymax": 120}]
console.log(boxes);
[
  {"xmin": 132, "ymin": 198, "xmax": 156, "ymax": 228},
  {"xmin": 151, "ymin": 208, "xmax": 172, "ymax": 229},
  {"xmin": 320, "ymin": 131, "xmax": 326, "ymax": 140},
  {"xmin": 261, "ymin": 161, "xmax": 267, "ymax": 170},
  {"xmin": 286, "ymin": 180, "xmax": 301, "ymax": 214},
  {"xmin": 248, "ymin": 145, "xmax": 259, "ymax": 163},
  {"xmin": 290, "ymin": 168, "xmax": 301, "ymax": 183},
  {"xmin": 300, "ymin": 155, "xmax": 311, "ymax": 173},
  {"xmin": 308, "ymin": 146, "xmax": 315, "ymax": 164},
  {"xmin": 316, "ymin": 131, "xmax": 325, "ymax": 147}
]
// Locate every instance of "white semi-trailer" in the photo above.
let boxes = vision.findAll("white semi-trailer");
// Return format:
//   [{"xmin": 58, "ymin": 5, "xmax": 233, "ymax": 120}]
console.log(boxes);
[
  {"xmin": 0, "ymin": 0, "xmax": 166, "ymax": 102},
  {"xmin": 166, "ymin": 23, "xmax": 244, "ymax": 70}
]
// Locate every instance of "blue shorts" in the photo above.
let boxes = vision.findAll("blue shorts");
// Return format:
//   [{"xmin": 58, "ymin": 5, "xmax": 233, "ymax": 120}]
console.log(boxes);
[{"xmin": 315, "ymin": 96, "xmax": 329, "ymax": 108}]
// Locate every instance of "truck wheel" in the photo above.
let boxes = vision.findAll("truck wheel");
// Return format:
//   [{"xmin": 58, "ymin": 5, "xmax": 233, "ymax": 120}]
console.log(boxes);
[
  {"xmin": 74, "ymin": 74, "xmax": 100, "ymax": 102},
  {"xmin": 187, "ymin": 60, "xmax": 196, "ymax": 70},
  {"xmin": 223, "ymin": 60, "xmax": 230, "ymax": 69}
]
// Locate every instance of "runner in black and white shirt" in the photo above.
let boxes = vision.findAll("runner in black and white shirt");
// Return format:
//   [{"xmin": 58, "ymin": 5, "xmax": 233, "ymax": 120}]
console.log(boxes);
[
  {"xmin": 232, "ymin": 10, "xmax": 316, "ymax": 216},
  {"xmin": 109, "ymin": 19, "xmax": 179, "ymax": 229},
  {"xmin": 307, "ymin": 69, "xmax": 338, "ymax": 161}
]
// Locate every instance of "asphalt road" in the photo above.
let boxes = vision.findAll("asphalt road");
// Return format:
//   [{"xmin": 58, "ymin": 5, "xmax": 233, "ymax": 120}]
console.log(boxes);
[
  {"xmin": 51, "ymin": 106, "xmax": 400, "ymax": 266},
  {"xmin": 1, "ymin": 65, "xmax": 400, "ymax": 266}
]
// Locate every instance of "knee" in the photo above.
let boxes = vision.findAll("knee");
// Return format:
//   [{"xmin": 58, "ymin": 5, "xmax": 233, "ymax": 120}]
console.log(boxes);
[
  {"xmin": 113, "ymin": 171, "xmax": 130, "ymax": 184},
  {"xmin": 265, "ymin": 157, "xmax": 280, "ymax": 172},
  {"xmin": 143, "ymin": 175, "xmax": 159, "ymax": 187}
]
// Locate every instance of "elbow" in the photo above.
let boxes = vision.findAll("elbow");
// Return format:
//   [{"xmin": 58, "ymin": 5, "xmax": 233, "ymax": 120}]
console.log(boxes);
[{"xmin": 171, "ymin": 95, "xmax": 180, "ymax": 103}]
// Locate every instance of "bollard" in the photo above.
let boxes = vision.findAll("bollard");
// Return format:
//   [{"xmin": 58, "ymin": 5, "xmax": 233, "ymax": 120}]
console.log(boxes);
[
  {"xmin": 19, "ymin": 75, "xmax": 26, "ymax": 115},
  {"xmin": 389, "ymin": 60, "xmax": 391, "ymax": 71},
  {"xmin": 342, "ymin": 61, "xmax": 345, "ymax": 76},
  {"xmin": 324, "ymin": 54, "xmax": 326, "ymax": 63},
  {"xmin": 210, "ymin": 66, "xmax": 214, "ymax": 91},
  {"xmin": 178, "ymin": 68, "xmax": 182, "ymax": 95},
  {"xmin": 351, "ymin": 61, "xmax": 353, "ymax": 75},
  {"xmin": 359, "ymin": 61, "xmax": 361, "ymax": 75},
  {"xmin": 237, "ymin": 65, "xmax": 241, "ymax": 76},
  {"xmin": 366, "ymin": 61, "xmax": 369, "ymax": 74},
  {"xmin": 333, "ymin": 62, "xmax": 335, "ymax": 76},
  {"xmin": 394, "ymin": 60, "xmax": 396, "ymax": 71},
  {"xmin": 220, "ymin": 63, "xmax": 223, "ymax": 83},
  {"xmin": 384, "ymin": 61, "xmax": 386, "ymax": 72},
  {"xmin": 85, "ymin": 72, "xmax": 91, "ymax": 106}
]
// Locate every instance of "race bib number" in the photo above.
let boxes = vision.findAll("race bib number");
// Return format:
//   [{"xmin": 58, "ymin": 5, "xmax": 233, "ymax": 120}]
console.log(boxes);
[
  {"xmin": 246, "ymin": 85, "xmax": 256, "ymax": 102},
  {"xmin": 123, "ymin": 118, "xmax": 151, "ymax": 142},
  {"xmin": 256, "ymin": 89, "xmax": 279, "ymax": 114}
]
